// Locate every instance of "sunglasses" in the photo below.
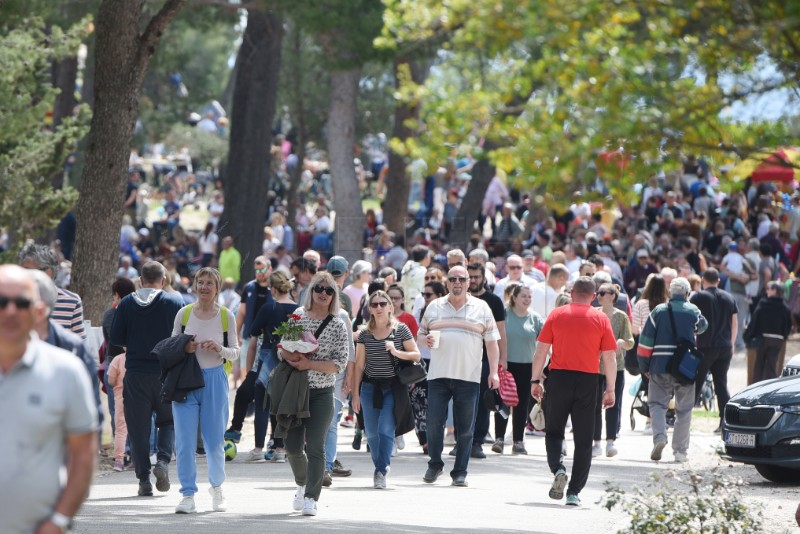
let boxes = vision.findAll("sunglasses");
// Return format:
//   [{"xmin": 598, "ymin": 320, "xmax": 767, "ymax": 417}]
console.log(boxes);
[
  {"xmin": 0, "ymin": 295, "xmax": 33, "ymax": 310},
  {"xmin": 422, "ymin": 292, "xmax": 434, "ymax": 298},
  {"xmin": 313, "ymin": 285, "xmax": 335, "ymax": 296},
  {"xmin": 255, "ymin": 267, "xmax": 269, "ymax": 274},
  {"xmin": 448, "ymin": 277, "xmax": 467, "ymax": 283},
  {"xmin": 508, "ymin": 265, "xmax": 522, "ymax": 270},
  {"xmin": 369, "ymin": 301, "xmax": 390, "ymax": 308},
  {"xmin": 597, "ymin": 291, "xmax": 615, "ymax": 297}
]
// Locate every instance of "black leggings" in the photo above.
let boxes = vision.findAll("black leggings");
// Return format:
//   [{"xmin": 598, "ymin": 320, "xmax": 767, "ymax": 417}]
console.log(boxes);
[
  {"xmin": 593, "ymin": 371, "xmax": 625, "ymax": 441},
  {"xmin": 494, "ymin": 361, "xmax": 532, "ymax": 442}
]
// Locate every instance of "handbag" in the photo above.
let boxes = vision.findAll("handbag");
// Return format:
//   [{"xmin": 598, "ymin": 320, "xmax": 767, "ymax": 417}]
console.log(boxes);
[
  {"xmin": 666, "ymin": 303, "xmax": 703, "ymax": 386},
  {"xmin": 498, "ymin": 365, "xmax": 519, "ymax": 407},
  {"xmin": 388, "ymin": 328, "xmax": 427, "ymax": 385},
  {"xmin": 624, "ymin": 335, "xmax": 641, "ymax": 376}
]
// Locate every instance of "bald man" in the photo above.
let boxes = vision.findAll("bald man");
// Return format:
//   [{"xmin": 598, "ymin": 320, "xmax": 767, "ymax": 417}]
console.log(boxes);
[{"xmin": 0, "ymin": 265, "xmax": 98, "ymax": 533}]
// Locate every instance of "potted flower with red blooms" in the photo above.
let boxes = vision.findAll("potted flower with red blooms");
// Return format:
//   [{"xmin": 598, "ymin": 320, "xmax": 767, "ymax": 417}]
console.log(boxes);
[{"xmin": 274, "ymin": 313, "xmax": 320, "ymax": 353}]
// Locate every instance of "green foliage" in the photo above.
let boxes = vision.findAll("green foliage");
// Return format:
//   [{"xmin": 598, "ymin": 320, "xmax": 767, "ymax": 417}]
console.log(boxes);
[
  {"xmin": 602, "ymin": 469, "xmax": 762, "ymax": 533},
  {"xmin": 163, "ymin": 124, "xmax": 228, "ymax": 171},
  {"xmin": 380, "ymin": 0, "xmax": 800, "ymax": 210},
  {"xmin": 0, "ymin": 18, "xmax": 90, "ymax": 256}
]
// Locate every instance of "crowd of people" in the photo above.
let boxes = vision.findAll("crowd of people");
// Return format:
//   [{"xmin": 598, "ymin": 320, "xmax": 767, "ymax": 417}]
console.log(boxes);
[{"xmin": 7, "ymin": 146, "xmax": 800, "ymax": 530}]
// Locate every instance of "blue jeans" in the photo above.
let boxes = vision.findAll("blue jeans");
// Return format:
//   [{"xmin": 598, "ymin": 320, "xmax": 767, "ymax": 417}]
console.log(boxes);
[
  {"xmin": 360, "ymin": 383, "xmax": 396, "ymax": 475},
  {"xmin": 172, "ymin": 366, "xmax": 229, "ymax": 496},
  {"xmin": 325, "ymin": 396, "xmax": 343, "ymax": 471},
  {"xmin": 426, "ymin": 378, "xmax": 479, "ymax": 479},
  {"xmin": 256, "ymin": 348, "xmax": 279, "ymax": 389}
]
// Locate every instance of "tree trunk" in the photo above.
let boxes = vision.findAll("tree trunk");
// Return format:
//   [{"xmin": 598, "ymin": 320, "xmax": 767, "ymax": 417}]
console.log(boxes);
[
  {"xmin": 327, "ymin": 68, "xmax": 363, "ymax": 265},
  {"xmin": 218, "ymin": 9, "xmax": 283, "ymax": 284},
  {"xmin": 72, "ymin": 0, "xmax": 186, "ymax": 323},
  {"xmin": 285, "ymin": 22, "xmax": 307, "ymax": 239},
  {"xmin": 448, "ymin": 140, "xmax": 498, "ymax": 250},
  {"xmin": 384, "ymin": 58, "xmax": 430, "ymax": 238}
]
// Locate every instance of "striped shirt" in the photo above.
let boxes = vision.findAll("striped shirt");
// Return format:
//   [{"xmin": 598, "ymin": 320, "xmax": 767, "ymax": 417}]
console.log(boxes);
[
  {"xmin": 357, "ymin": 323, "xmax": 413, "ymax": 380},
  {"xmin": 419, "ymin": 295, "xmax": 501, "ymax": 383},
  {"xmin": 52, "ymin": 287, "xmax": 86, "ymax": 338}
]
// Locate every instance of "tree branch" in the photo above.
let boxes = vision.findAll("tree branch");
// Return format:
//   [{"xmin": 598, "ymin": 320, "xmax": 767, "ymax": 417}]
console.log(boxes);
[{"xmin": 135, "ymin": 0, "xmax": 188, "ymax": 82}]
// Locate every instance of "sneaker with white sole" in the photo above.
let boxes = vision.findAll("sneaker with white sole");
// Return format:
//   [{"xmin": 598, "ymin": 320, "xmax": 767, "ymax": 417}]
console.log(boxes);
[
  {"xmin": 591, "ymin": 443, "xmax": 602, "ymax": 457},
  {"xmin": 301, "ymin": 497, "xmax": 317, "ymax": 516},
  {"xmin": 292, "ymin": 485, "xmax": 305, "ymax": 511},
  {"xmin": 374, "ymin": 470, "xmax": 387, "ymax": 489},
  {"xmin": 245, "ymin": 449, "xmax": 266, "ymax": 463},
  {"xmin": 565, "ymin": 493, "xmax": 581, "ymax": 506},
  {"xmin": 674, "ymin": 451, "xmax": 688, "ymax": 463},
  {"xmin": 395, "ymin": 435, "xmax": 405, "ymax": 450},
  {"xmin": 549, "ymin": 468, "xmax": 568, "ymax": 500},
  {"xmin": 491, "ymin": 439, "xmax": 504, "ymax": 454},
  {"xmin": 271, "ymin": 450, "xmax": 287, "ymax": 463},
  {"xmin": 209, "ymin": 486, "xmax": 227, "ymax": 512},
  {"xmin": 175, "ymin": 495, "xmax": 196, "ymax": 514},
  {"xmin": 606, "ymin": 441, "xmax": 618, "ymax": 457}
]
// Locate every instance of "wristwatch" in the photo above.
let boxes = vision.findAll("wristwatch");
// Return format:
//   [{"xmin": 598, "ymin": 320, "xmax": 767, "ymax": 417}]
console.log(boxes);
[
  {"xmin": 50, "ymin": 512, "xmax": 72, "ymax": 532},
  {"xmin": 530, "ymin": 379, "xmax": 541, "ymax": 385}
]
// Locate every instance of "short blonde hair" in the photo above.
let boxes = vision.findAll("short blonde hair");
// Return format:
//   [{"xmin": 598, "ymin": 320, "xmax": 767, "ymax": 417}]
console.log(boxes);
[
  {"xmin": 194, "ymin": 267, "xmax": 222, "ymax": 298},
  {"xmin": 302, "ymin": 272, "xmax": 341, "ymax": 316}
]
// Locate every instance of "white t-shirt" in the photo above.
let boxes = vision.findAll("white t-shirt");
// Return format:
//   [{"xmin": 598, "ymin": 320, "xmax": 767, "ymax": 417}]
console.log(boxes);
[
  {"xmin": 343, "ymin": 284, "xmax": 367, "ymax": 319},
  {"xmin": 199, "ymin": 232, "xmax": 219, "ymax": 255},
  {"xmin": 529, "ymin": 282, "xmax": 561, "ymax": 318}
]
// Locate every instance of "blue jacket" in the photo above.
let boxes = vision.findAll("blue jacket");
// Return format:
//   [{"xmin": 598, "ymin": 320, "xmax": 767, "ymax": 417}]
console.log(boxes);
[{"xmin": 637, "ymin": 296, "xmax": 708, "ymax": 374}]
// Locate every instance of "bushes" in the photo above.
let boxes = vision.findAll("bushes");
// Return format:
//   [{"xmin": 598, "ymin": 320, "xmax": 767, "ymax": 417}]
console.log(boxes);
[{"xmin": 602, "ymin": 469, "xmax": 762, "ymax": 533}]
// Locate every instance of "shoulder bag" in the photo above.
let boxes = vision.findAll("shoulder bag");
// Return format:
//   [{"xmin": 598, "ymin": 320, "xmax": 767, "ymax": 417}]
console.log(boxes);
[
  {"xmin": 390, "ymin": 327, "xmax": 427, "ymax": 385},
  {"xmin": 666, "ymin": 303, "xmax": 703, "ymax": 386}
]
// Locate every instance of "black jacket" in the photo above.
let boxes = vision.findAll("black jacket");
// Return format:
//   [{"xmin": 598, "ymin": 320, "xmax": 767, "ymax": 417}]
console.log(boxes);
[
  {"xmin": 154, "ymin": 333, "xmax": 204, "ymax": 403},
  {"xmin": 743, "ymin": 296, "xmax": 792, "ymax": 345}
]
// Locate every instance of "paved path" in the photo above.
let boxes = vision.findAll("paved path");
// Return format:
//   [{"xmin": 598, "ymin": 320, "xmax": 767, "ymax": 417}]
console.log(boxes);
[{"xmin": 73, "ymin": 348, "xmax": 787, "ymax": 533}]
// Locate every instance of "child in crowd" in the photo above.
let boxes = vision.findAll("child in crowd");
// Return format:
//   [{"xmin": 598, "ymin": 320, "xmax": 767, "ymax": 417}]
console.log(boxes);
[{"xmin": 107, "ymin": 353, "xmax": 128, "ymax": 472}]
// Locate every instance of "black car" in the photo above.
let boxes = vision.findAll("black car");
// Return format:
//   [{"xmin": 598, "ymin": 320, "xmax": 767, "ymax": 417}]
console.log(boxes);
[{"xmin": 722, "ymin": 373, "xmax": 800, "ymax": 483}]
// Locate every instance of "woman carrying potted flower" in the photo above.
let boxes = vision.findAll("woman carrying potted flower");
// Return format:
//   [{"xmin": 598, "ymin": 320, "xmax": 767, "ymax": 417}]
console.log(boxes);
[{"xmin": 277, "ymin": 272, "xmax": 349, "ymax": 517}]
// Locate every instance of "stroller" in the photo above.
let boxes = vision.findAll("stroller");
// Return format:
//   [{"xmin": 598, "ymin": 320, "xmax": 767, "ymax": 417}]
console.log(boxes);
[{"xmin": 629, "ymin": 376, "xmax": 676, "ymax": 430}]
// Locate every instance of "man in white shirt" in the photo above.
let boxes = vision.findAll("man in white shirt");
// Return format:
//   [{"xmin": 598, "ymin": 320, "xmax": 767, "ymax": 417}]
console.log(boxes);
[
  {"xmin": 530, "ymin": 264, "xmax": 569, "ymax": 318},
  {"xmin": 493, "ymin": 254, "xmax": 536, "ymax": 298}
]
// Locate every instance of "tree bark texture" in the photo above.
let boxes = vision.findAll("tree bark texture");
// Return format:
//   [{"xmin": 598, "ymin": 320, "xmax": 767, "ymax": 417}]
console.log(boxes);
[
  {"xmin": 384, "ymin": 58, "xmax": 430, "ymax": 239},
  {"xmin": 327, "ymin": 68, "xmax": 364, "ymax": 265},
  {"xmin": 448, "ymin": 140, "xmax": 497, "ymax": 250},
  {"xmin": 72, "ymin": 0, "xmax": 186, "ymax": 323},
  {"xmin": 218, "ymin": 9, "xmax": 283, "ymax": 284}
]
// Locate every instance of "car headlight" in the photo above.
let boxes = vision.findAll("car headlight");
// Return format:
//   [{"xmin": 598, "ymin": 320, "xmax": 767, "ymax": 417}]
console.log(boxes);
[{"xmin": 781, "ymin": 405, "xmax": 800, "ymax": 414}]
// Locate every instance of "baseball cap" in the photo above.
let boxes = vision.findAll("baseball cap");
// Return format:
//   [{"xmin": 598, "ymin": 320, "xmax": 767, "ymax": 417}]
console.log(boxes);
[
  {"xmin": 483, "ymin": 388, "xmax": 510, "ymax": 419},
  {"xmin": 326, "ymin": 256, "xmax": 349, "ymax": 277},
  {"xmin": 521, "ymin": 249, "xmax": 534, "ymax": 259},
  {"xmin": 727, "ymin": 242, "xmax": 739, "ymax": 251},
  {"xmin": 636, "ymin": 248, "xmax": 649, "ymax": 258}
]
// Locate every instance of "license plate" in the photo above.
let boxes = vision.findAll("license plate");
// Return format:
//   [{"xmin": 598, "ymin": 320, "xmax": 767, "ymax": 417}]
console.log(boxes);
[{"xmin": 725, "ymin": 432, "xmax": 756, "ymax": 448}]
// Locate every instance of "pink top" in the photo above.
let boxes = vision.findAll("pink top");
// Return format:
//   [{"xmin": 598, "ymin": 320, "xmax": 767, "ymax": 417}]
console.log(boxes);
[{"xmin": 107, "ymin": 353, "xmax": 127, "ymax": 404}]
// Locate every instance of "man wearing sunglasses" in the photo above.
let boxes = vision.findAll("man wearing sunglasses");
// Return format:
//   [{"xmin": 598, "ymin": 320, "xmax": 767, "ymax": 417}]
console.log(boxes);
[
  {"xmin": 493, "ymin": 254, "xmax": 536, "ymax": 299},
  {"xmin": 418, "ymin": 266, "xmax": 501, "ymax": 487},
  {"xmin": 0, "ymin": 265, "xmax": 98, "ymax": 534},
  {"xmin": 227, "ymin": 257, "xmax": 274, "ymax": 443}
]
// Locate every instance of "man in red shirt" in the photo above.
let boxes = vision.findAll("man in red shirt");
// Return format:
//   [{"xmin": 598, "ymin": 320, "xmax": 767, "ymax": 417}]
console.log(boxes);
[{"xmin": 531, "ymin": 277, "xmax": 617, "ymax": 506}]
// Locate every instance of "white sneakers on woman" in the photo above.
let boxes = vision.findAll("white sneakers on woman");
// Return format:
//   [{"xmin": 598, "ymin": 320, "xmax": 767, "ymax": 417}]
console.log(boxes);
[{"xmin": 209, "ymin": 486, "xmax": 227, "ymax": 512}]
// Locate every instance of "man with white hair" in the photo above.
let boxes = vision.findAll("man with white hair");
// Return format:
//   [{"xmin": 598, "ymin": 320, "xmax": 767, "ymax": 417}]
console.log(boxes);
[
  {"xmin": 493, "ymin": 254, "xmax": 536, "ymax": 298},
  {"xmin": 637, "ymin": 277, "xmax": 707, "ymax": 463}
]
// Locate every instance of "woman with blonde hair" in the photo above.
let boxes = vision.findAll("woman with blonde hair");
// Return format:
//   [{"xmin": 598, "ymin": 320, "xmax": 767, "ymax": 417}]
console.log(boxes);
[
  {"xmin": 352, "ymin": 290, "xmax": 420, "ymax": 488},
  {"xmin": 278, "ymin": 271, "xmax": 349, "ymax": 516},
  {"xmin": 171, "ymin": 267, "xmax": 239, "ymax": 514}
]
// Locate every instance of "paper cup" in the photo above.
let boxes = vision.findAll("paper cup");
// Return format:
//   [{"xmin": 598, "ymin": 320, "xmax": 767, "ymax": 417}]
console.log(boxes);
[{"xmin": 429, "ymin": 330, "xmax": 441, "ymax": 349}]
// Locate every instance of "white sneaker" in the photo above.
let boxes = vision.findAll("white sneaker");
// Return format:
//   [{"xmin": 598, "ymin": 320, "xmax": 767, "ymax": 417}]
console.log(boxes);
[
  {"xmin": 392, "ymin": 443, "xmax": 397, "ymax": 457},
  {"xmin": 395, "ymin": 435, "xmax": 405, "ymax": 450},
  {"xmin": 642, "ymin": 421, "xmax": 653, "ymax": 435},
  {"xmin": 301, "ymin": 497, "xmax": 317, "ymax": 516},
  {"xmin": 175, "ymin": 495, "xmax": 196, "ymax": 514},
  {"xmin": 209, "ymin": 486, "xmax": 226, "ymax": 512},
  {"xmin": 606, "ymin": 441, "xmax": 618, "ymax": 457},
  {"xmin": 245, "ymin": 449, "xmax": 266, "ymax": 463},
  {"xmin": 292, "ymin": 485, "xmax": 305, "ymax": 511},
  {"xmin": 674, "ymin": 452, "xmax": 688, "ymax": 463},
  {"xmin": 374, "ymin": 470, "xmax": 387, "ymax": 489},
  {"xmin": 271, "ymin": 450, "xmax": 287, "ymax": 463},
  {"xmin": 591, "ymin": 443, "xmax": 602, "ymax": 457}
]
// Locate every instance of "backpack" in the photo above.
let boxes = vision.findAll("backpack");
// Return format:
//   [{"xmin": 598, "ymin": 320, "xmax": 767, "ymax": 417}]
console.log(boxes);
[{"xmin": 181, "ymin": 304, "xmax": 233, "ymax": 376}]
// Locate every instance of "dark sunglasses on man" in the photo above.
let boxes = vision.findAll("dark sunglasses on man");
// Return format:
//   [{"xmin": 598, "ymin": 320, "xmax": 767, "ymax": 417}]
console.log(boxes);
[{"xmin": 0, "ymin": 295, "xmax": 33, "ymax": 310}]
